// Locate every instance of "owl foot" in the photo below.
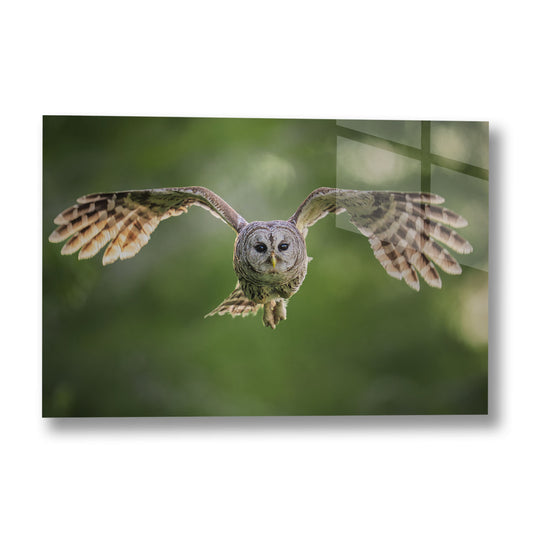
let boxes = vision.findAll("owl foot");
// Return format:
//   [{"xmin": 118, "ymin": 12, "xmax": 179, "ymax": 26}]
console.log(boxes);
[{"xmin": 262, "ymin": 299, "xmax": 287, "ymax": 329}]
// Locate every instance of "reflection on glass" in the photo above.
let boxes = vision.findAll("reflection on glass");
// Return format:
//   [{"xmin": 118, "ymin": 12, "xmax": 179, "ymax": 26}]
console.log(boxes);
[
  {"xmin": 337, "ymin": 120, "xmax": 421, "ymax": 148},
  {"xmin": 431, "ymin": 121, "xmax": 488, "ymax": 169},
  {"xmin": 432, "ymin": 166, "xmax": 488, "ymax": 271},
  {"xmin": 337, "ymin": 137, "xmax": 420, "ymax": 189}
]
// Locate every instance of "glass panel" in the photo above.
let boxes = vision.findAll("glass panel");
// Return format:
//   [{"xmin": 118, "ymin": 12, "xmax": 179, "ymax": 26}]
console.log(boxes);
[
  {"xmin": 337, "ymin": 119, "xmax": 421, "ymax": 148},
  {"xmin": 431, "ymin": 121, "xmax": 489, "ymax": 169},
  {"xmin": 431, "ymin": 166, "xmax": 488, "ymax": 271},
  {"xmin": 336, "ymin": 136, "xmax": 420, "ymax": 233}
]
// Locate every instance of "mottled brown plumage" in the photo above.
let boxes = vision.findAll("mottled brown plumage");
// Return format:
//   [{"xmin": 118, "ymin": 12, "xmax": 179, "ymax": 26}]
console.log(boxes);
[{"xmin": 49, "ymin": 186, "xmax": 472, "ymax": 328}]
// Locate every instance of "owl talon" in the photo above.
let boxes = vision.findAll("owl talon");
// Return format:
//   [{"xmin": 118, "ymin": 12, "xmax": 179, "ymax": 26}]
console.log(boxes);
[
  {"xmin": 262, "ymin": 300, "xmax": 287, "ymax": 329},
  {"xmin": 274, "ymin": 300, "xmax": 287, "ymax": 322},
  {"xmin": 262, "ymin": 302, "xmax": 276, "ymax": 329}
]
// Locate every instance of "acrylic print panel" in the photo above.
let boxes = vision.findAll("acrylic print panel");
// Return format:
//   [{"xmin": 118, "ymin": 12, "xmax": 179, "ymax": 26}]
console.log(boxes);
[{"xmin": 42, "ymin": 117, "xmax": 488, "ymax": 417}]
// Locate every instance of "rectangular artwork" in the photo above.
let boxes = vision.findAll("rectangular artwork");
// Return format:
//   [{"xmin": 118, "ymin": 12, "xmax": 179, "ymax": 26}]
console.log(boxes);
[{"xmin": 43, "ymin": 117, "xmax": 488, "ymax": 416}]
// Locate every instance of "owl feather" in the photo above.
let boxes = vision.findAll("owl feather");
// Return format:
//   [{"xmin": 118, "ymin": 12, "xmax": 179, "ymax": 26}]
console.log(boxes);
[
  {"xmin": 205, "ymin": 282, "xmax": 261, "ymax": 318},
  {"xmin": 49, "ymin": 187, "xmax": 247, "ymax": 264},
  {"xmin": 289, "ymin": 188, "xmax": 472, "ymax": 292}
]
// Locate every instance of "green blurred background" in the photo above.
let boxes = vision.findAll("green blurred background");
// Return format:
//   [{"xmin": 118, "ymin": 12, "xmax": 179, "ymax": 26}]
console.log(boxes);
[{"xmin": 42, "ymin": 117, "xmax": 488, "ymax": 416}]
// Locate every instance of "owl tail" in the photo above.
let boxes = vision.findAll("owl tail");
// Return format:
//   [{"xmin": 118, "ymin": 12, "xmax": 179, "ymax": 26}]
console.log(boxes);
[{"xmin": 205, "ymin": 282, "xmax": 261, "ymax": 319}]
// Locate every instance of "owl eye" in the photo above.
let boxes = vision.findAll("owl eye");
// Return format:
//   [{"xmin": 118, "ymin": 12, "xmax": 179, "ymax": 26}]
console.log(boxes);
[
  {"xmin": 278, "ymin": 242, "xmax": 289, "ymax": 251},
  {"xmin": 254, "ymin": 243, "xmax": 267, "ymax": 253}
]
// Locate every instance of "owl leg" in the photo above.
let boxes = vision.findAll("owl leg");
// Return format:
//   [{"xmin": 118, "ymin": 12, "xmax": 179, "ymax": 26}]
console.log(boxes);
[
  {"xmin": 274, "ymin": 299, "xmax": 287, "ymax": 322},
  {"xmin": 262, "ymin": 301, "xmax": 276, "ymax": 329},
  {"xmin": 262, "ymin": 299, "xmax": 287, "ymax": 329}
]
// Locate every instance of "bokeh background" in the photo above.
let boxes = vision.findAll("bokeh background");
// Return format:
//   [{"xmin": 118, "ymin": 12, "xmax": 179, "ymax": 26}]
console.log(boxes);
[{"xmin": 42, "ymin": 117, "xmax": 488, "ymax": 416}]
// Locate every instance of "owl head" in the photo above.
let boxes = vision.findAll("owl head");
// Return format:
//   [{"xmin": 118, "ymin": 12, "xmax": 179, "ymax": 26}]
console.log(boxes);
[{"xmin": 233, "ymin": 221, "xmax": 307, "ymax": 279}]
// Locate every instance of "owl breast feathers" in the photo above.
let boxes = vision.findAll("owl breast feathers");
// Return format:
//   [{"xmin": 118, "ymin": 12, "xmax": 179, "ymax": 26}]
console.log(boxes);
[{"xmin": 49, "ymin": 186, "xmax": 472, "ymax": 329}]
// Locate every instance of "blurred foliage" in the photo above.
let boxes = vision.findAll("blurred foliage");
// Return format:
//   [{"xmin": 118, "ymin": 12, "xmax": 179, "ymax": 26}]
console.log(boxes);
[{"xmin": 43, "ymin": 117, "xmax": 488, "ymax": 416}]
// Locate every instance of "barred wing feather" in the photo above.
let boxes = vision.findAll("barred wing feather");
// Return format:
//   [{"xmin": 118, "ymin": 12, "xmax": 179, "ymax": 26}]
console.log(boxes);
[
  {"xmin": 49, "ymin": 186, "xmax": 248, "ymax": 265},
  {"xmin": 289, "ymin": 188, "xmax": 472, "ymax": 290}
]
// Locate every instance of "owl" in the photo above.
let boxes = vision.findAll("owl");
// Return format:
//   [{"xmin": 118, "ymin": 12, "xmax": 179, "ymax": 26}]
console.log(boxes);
[{"xmin": 49, "ymin": 186, "xmax": 472, "ymax": 329}]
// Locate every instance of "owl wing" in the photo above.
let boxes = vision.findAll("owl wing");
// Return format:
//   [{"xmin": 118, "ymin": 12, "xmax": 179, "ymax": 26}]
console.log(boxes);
[
  {"xmin": 49, "ymin": 186, "xmax": 248, "ymax": 265},
  {"xmin": 288, "ymin": 187, "xmax": 473, "ymax": 290}
]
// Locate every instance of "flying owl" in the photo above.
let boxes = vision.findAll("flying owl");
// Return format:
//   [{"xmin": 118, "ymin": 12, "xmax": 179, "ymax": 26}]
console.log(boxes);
[{"xmin": 49, "ymin": 186, "xmax": 473, "ymax": 329}]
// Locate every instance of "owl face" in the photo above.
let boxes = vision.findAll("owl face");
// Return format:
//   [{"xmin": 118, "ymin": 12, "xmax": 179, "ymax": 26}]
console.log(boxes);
[{"xmin": 234, "ymin": 221, "xmax": 306, "ymax": 277}]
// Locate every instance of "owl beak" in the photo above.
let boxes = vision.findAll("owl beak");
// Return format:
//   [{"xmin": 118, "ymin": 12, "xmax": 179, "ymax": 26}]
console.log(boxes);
[{"xmin": 269, "ymin": 252, "xmax": 277, "ymax": 269}]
